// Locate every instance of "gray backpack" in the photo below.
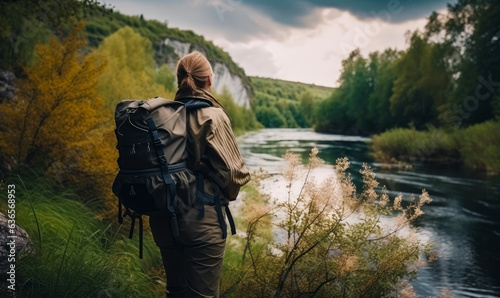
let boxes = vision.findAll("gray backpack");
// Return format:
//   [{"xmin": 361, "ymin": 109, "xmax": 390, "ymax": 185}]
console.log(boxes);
[{"xmin": 112, "ymin": 97, "xmax": 210, "ymax": 258}]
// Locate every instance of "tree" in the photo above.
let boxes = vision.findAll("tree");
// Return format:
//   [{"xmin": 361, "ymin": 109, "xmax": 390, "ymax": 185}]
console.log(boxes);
[
  {"xmin": 0, "ymin": 22, "xmax": 117, "ymax": 200},
  {"xmin": 367, "ymin": 49, "xmax": 402, "ymax": 132},
  {"xmin": 256, "ymin": 106, "xmax": 287, "ymax": 128},
  {"xmin": 156, "ymin": 64, "xmax": 176, "ymax": 92},
  {"xmin": 425, "ymin": 0, "xmax": 500, "ymax": 126},
  {"xmin": 390, "ymin": 32, "xmax": 451, "ymax": 129},
  {"xmin": 0, "ymin": 0, "xmax": 110, "ymax": 71},
  {"xmin": 95, "ymin": 26, "xmax": 169, "ymax": 109},
  {"xmin": 299, "ymin": 91, "xmax": 314, "ymax": 125}
]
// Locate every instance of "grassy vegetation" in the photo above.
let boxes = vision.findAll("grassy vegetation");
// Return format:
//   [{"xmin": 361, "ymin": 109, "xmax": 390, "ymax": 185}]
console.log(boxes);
[
  {"xmin": 250, "ymin": 76, "xmax": 334, "ymax": 128},
  {"xmin": 0, "ymin": 170, "xmax": 166, "ymax": 297},
  {"xmin": 220, "ymin": 170, "xmax": 273, "ymax": 297},
  {"xmin": 456, "ymin": 120, "xmax": 500, "ymax": 174},
  {"xmin": 370, "ymin": 120, "xmax": 500, "ymax": 174}
]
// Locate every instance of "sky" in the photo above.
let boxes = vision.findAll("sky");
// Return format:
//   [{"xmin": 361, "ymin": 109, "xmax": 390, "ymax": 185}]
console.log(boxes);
[{"xmin": 108, "ymin": 0, "xmax": 455, "ymax": 87}]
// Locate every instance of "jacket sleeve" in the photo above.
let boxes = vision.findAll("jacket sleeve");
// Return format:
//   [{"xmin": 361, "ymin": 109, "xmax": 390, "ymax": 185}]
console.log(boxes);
[{"xmin": 205, "ymin": 110, "xmax": 251, "ymax": 201}]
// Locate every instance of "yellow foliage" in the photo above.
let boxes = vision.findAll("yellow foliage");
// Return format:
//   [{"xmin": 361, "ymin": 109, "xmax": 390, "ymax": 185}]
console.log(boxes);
[{"xmin": 0, "ymin": 21, "xmax": 119, "ymax": 210}]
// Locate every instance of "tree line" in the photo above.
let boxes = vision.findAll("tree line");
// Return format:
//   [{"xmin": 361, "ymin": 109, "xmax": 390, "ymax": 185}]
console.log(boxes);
[{"xmin": 314, "ymin": 0, "xmax": 499, "ymax": 135}]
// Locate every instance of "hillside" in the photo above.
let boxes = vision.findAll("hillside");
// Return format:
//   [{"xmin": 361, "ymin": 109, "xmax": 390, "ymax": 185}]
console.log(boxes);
[
  {"xmin": 251, "ymin": 76, "xmax": 334, "ymax": 102},
  {"xmin": 250, "ymin": 76, "xmax": 335, "ymax": 128},
  {"xmin": 85, "ymin": 10, "xmax": 253, "ymax": 106}
]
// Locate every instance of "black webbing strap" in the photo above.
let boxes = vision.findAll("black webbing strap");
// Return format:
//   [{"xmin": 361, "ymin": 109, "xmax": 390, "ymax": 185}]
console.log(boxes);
[
  {"xmin": 224, "ymin": 202, "xmax": 237, "ymax": 236},
  {"xmin": 196, "ymin": 173, "xmax": 237, "ymax": 239},
  {"xmin": 138, "ymin": 215, "xmax": 143, "ymax": 259},
  {"xmin": 197, "ymin": 172, "xmax": 205, "ymax": 219},
  {"xmin": 118, "ymin": 200, "xmax": 123, "ymax": 224},
  {"xmin": 127, "ymin": 212, "xmax": 144, "ymax": 259},
  {"xmin": 145, "ymin": 117, "xmax": 179, "ymax": 238},
  {"xmin": 213, "ymin": 188, "xmax": 227, "ymax": 239}
]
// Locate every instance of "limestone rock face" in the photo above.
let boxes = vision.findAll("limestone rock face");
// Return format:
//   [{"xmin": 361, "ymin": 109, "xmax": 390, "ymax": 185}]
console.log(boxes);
[{"xmin": 163, "ymin": 38, "xmax": 252, "ymax": 108}]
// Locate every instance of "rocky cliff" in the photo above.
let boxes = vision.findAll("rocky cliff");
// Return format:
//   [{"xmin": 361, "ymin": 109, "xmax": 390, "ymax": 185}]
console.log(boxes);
[{"xmin": 163, "ymin": 38, "xmax": 252, "ymax": 108}]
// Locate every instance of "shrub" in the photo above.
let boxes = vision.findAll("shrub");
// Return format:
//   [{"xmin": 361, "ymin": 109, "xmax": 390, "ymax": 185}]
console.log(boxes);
[
  {"xmin": 231, "ymin": 148, "xmax": 434, "ymax": 297},
  {"xmin": 455, "ymin": 120, "xmax": 500, "ymax": 174},
  {"xmin": 370, "ymin": 127, "xmax": 459, "ymax": 164}
]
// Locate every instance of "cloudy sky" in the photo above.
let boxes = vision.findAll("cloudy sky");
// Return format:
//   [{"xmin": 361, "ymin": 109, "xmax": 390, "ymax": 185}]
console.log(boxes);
[{"xmin": 108, "ymin": 0, "xmax": 455, "ymax": 87}]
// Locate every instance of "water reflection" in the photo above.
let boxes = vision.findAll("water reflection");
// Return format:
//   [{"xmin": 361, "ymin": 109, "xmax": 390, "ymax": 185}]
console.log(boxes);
[{"xmin": 238, "ymin": 128, "xmax": 500, "ymax": 297}]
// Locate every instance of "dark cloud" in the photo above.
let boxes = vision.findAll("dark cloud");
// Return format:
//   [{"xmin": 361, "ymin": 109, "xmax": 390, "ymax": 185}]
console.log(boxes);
[
  {"xmin": 110, "ymin": 0, "xmax": 455, "ymax": 42},
  {"xmin": 246, "ymin": 0, "xmax": 455, "ymax": 26}
]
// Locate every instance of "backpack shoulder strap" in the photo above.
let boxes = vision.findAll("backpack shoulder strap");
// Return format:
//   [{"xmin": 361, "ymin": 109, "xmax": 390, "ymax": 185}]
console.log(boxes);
[{"xmin": 176, "ymin": 97, "xmax": 212, "ymax": 111}]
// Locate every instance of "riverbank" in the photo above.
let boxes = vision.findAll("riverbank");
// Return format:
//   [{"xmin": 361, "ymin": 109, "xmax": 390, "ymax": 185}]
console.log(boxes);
[{"xmin": 369, "ymin": 120, "xmax": 500, "ymax": 175}]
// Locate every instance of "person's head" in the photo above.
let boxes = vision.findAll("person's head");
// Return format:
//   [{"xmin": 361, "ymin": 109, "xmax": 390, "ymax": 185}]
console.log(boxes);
[{"xmin": 176, "ymin": 51, "xmax": 213, "ymax": 92}]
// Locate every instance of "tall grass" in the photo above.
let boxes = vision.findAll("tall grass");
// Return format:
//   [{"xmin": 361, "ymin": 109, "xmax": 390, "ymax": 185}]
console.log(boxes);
[
  {"xmin": 370, "ymin": 120, "xmax": 500, "ymax": 174},
  {"xmin": 0, "ymin": 172, "xmax": 165, "ymax": 297},
  {"xmin": 370, "ymin": 126, "xmax": 459, "ymax": 163},
  {"xmin": 456, "ymin": 120, "xmax": 500, "ymax": 174}
]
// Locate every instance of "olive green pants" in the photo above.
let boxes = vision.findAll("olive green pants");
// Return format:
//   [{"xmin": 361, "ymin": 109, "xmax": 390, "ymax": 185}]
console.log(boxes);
[{"xmin": 150, "ymin": 205, "xmax": 227, "ymax": 298}]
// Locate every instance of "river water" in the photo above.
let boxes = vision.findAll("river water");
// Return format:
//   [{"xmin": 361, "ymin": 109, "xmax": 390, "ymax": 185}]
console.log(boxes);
[{"xmin": 238, "ymin": 128, "xmax": 500, "ymax": 298}]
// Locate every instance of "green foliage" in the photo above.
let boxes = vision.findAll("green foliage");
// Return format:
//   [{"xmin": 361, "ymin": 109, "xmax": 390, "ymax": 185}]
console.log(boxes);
[
  {"xmin": 255, "ymin": 106, "xmax": 287, "ymax": 128},
  {"xmin": 425, "ymin": 0, "xmax": 500, "ymax": 126},
  {"xmin": 156, "ymin": 64, "xmax": 176, "ymax": 92},
  {"xmin": 314, "ymin": 0, "xmax": 499, "ymax": 136},
  {"xmin": 85, "ymin": 10, "xmax": 252, "ymax": 88},
  {"xmin": 95, "ymin": 26, "xmax": 172, "ymax": 108},
  {"xmin": 370, "ymin": 126, "xmax": 459, "ymax": 164},
  {"xmin": 214, "ymin": 88, "xmax": 263, "ymax": 135},
  {"xmin": 390, "ymin": 32, "xmax": 451, "ymax": 129},
  {"xmin": 0, "ymin": 173, "xmax": 163, "ymax": 297},
  {"xmin": 251, "ymin": 77, "xmax": 333, "ymax": 128},
  {"xmin": 0, "ymin": 0, "xmax": 110, "ymax": 71},
  {"xmin": 370, "ymin": 121, "xmax": 500, "ymax": 174},
  {"xmin": 455, "ymin": 120, "xmax": 500, "ymax": 174}
]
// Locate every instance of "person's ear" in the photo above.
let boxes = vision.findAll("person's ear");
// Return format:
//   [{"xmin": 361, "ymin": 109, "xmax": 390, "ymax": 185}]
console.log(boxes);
[{"xmin": 205, "ymin": 74, "xmax": 213, "ymax": 91}]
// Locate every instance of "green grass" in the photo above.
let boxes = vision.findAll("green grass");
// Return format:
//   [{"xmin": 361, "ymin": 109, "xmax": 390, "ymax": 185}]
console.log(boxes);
[
  {"xmin": 0, "ymin": 170, "xmax": 165, "ymax": 297},
  {"xmin": 456, "ymin": 120, "xmax": 500, "ymax": 174},
  {"xmin": 370, "ymin": 120, "xmax": 500, "ymax": 174},
  {"xmin": 220, "ymin": 172, "xmax": 272, "ymax": 297}
]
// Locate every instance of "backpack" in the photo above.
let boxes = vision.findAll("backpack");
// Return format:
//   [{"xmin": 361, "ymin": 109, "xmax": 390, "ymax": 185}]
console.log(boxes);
[{"xmin": 111, "ymin": 96, "xmax": 212, "ymax": 258}]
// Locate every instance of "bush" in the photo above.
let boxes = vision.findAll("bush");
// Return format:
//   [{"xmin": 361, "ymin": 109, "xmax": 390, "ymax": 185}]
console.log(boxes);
[
  {"xmin": 455, "ymin": 120, "xmax": 500, "ymax": 174},
  {"xmin": 215, "ymin": 88, "xmax": 263, "ymax": 135},
  {"xmin": 229, "ymin": 149, "xmax": 434, "ymax": 297},
  {"xmin": 370, "ymin": 127, "xmax": 459, "ymax": 164},
  {"xmin": 255, "ymin": 106, "xmax": 286, "ymax": 128}
]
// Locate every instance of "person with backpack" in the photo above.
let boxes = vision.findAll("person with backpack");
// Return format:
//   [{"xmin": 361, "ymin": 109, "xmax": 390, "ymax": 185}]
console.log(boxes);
[{"xmin": 147, "ymin": 51, "xmax": 250, "ymax": 297}]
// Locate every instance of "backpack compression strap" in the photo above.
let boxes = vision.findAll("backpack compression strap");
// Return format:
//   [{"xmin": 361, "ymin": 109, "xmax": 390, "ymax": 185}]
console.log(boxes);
[{"xmin": 145, "ymin": 117, "xmax": 179, "ymax": 238}]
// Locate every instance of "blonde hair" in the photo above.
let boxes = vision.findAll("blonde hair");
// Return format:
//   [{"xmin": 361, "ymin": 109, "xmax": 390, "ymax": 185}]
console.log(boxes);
[{"xmin": 176, "ymin": 51, "xmax": 213, "ymax": 92}]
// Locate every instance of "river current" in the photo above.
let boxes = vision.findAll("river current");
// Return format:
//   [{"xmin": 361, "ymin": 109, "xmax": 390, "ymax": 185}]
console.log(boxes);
[{"xmin": 238, "ymin": 128, "xmax": 500, "ymax": 298}]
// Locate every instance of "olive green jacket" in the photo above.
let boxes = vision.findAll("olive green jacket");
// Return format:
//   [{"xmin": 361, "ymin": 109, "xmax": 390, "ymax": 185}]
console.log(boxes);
[{"xmin": 175, "ymin": 88, "xmax": 251, "ymax": 201}]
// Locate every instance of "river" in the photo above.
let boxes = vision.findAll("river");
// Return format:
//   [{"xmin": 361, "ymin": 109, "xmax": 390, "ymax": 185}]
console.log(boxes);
[{"xmin": 238, "ymin": 128, "xmax": 500, "ymax": 298}]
